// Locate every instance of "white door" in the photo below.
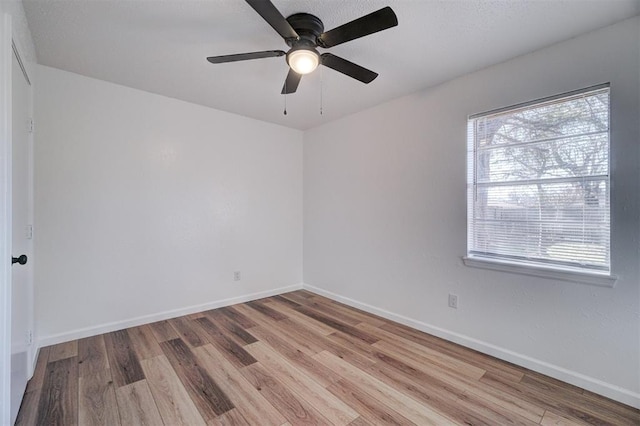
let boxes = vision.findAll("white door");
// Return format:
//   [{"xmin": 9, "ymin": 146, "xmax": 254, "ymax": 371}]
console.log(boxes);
[{"xmin": 10, "ymin": 45, "xmax": 32, "ymax": 425}]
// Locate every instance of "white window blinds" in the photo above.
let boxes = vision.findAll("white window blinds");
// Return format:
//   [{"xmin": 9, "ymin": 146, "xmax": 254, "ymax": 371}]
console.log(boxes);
[{"xmin": 467, "ymin": 85, "xmax": 610, "ymax": 274}]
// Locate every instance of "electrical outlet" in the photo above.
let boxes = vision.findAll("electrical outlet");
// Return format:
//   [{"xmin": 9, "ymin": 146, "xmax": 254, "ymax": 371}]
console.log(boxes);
[
  {"xmin": 448, "ymin": 294, "xmax": 458, "ymax": 309},
  {"xmin": 233, "ymin": 271, "xmax": 241, "ymax": 281}
]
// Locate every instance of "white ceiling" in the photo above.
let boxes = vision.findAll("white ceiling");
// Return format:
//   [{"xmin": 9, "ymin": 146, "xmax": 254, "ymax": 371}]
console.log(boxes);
[{"xmin": 23, "ymin": 0, "xmax": 640, "ymax": 130}]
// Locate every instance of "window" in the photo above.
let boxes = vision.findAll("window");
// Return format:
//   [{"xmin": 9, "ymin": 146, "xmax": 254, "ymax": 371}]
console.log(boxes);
[{"xmin": 466, "ymin": 85, "xmax": 611, "ymax": 279}]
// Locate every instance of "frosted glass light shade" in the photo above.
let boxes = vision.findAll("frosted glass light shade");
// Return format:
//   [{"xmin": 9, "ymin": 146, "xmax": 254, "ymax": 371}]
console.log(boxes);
[{"xmin": 287, "ymin": 49, "xmax": 319, "ymax": 75}]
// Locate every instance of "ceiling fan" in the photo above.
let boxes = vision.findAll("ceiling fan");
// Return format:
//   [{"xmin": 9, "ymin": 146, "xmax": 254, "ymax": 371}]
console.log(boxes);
[{"xmin": 206, "ymin": 0, "xmax": 398, "ymax": 94}]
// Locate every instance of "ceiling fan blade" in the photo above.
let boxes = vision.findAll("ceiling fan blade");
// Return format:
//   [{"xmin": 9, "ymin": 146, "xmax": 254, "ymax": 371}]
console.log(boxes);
[
  {"xmin": 207, "ymin": 50, "xmax": 285, "ymax": 64},
  {"xmin": 281, "ymin": 69, "xmax": 302, "ymax": 94},
  {"xmin": 318, "ymin": 6, "xmax": 398, "ymax": 48},
  {"xmin": 321, "ymin": 53, "xmax": 378, "ymax": 84},
  {"xmin": 245, "ymin": 0, "xmax": 299, "ymax": 40}
]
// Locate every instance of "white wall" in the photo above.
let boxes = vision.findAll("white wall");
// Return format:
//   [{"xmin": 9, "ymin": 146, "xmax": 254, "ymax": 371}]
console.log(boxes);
[
  {"xmin": 35, "ymin": 65, "xmax": 303, "ymax": 343},
  {"xmin": 304, "ymin": 17, "xmax": 640, "ymax": 407}
]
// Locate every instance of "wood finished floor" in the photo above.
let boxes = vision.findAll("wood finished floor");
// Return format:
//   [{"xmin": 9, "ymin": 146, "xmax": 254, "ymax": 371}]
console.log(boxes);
[{"xmin": 16, "ymin": 290, "xmax": 640, "ymax": 426}]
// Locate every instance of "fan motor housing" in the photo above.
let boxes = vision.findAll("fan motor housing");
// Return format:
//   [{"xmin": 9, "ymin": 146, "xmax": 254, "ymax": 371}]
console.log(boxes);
[{"xmin": 286, "ymin": 13, "xmax": 324, "ymax": 46}]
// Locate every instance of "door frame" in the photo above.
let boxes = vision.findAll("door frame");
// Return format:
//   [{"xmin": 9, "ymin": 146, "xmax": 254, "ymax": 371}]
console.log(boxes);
[
  {"xmin": 0, "ymin": 11, "xmax": 14, "ymax": 426},
  {"xmin": 1, "ymin": 13, "xmax": 34, "ymax": 423}
]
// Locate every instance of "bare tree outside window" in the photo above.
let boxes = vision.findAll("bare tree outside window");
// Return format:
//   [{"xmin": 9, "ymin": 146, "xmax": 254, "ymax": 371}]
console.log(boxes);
[{"xmin": 467, "ymin": 86, "xmax": 610, "ymax": 273}]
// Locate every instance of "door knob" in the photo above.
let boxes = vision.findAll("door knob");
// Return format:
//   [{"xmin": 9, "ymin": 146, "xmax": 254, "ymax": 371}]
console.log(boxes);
[{"xmin": 12, "ymin": 255, "xmax": 27, "ymax": 265}]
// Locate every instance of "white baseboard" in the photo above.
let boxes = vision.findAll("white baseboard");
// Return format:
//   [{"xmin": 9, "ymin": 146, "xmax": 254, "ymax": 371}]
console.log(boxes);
[
  {"xmin": 37, "ymin": 283, "xmax": 303, "ymax": 349},
  {"xmin": 30, "ymin": 346, "xmax": 39, "ymax": 377},
  {"xmin": 303, "ymin": 283, "xmax": 640, "ymax": 409}
]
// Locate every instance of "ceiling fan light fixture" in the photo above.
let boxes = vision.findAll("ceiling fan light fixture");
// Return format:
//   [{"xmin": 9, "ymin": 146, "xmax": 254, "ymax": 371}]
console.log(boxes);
[
  {"xmin": 206, "ymin": 2, "xmax": 398, "ymax": 94},
  {"xmin": 287, "ymin": 48, "xmax": 319, "ymax": 75}
]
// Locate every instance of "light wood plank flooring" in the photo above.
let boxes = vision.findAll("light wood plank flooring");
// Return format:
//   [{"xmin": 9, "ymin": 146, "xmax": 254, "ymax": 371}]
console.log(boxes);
[{"xmin": 16, "ymin": 290, "xmax": 640, "ymax": 425}]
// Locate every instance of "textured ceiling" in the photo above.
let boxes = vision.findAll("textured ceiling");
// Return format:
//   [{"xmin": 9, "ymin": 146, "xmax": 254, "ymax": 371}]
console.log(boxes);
[{"xmin": 23, "ymin": 0, "xmax": 640, "ymax": 130}]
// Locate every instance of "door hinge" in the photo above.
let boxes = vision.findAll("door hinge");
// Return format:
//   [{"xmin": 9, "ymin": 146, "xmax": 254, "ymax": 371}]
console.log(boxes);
[
  {"xmin": 27, "ymin": 330, "xmax": 33, "ymax": 345},
  {"xmin": 28, "ymin": 118, "xmax": 34, "ymax": 133}
]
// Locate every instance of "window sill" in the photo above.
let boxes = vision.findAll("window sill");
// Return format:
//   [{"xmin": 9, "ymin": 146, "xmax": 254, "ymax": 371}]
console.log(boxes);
[{"xmin": 462, "ymin": 256, "xmax": 618, "ymax": 287}]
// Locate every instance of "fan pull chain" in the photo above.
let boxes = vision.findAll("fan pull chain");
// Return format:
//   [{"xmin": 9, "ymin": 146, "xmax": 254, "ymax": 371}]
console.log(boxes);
[
  {"xmin": 320, "ymin": 66, "xmax": 323, "ymax": 116},
  {"xmin": 283, "ymin": 79, "xmax": 288, "ymax": 115}
]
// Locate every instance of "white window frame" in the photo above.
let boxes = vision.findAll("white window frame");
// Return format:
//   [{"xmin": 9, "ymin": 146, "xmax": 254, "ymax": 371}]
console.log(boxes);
[{"xmin": 464, "ymin": 84, "xmax": 617, "ymax": 287}]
